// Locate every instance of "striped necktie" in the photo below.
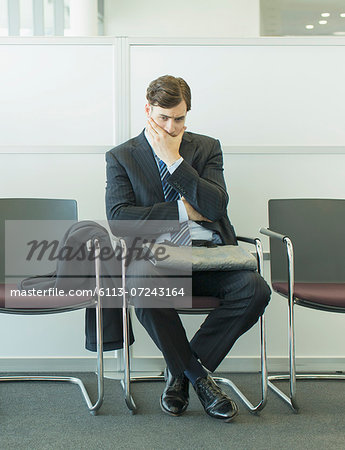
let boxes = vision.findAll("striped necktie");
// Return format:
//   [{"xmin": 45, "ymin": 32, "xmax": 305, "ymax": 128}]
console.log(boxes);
[{"xmin": 158, "ymin": 158, "xmax": 191, "ymax": 246}]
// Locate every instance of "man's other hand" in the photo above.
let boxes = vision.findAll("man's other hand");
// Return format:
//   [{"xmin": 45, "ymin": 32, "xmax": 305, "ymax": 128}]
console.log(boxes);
[
  {"xmin": 181, "ymin": 197, "xmax": 212, "ymax": 222},
  {"xmin": 147, "ymin": 118, "xmax": 186, "ymax": 166}
]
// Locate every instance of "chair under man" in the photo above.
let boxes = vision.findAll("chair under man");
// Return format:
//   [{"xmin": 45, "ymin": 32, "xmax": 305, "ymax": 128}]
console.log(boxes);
[
  {"xmin": 115, "ymin": 235, "xmax": 268, "ymax": 415},
  {"xmin": 0, "ymin": 198, "xmax": 104, "ymax": 415},
  {"xmin": 260, "ymin": 198, "xmax": 345, "ymax": 412}
]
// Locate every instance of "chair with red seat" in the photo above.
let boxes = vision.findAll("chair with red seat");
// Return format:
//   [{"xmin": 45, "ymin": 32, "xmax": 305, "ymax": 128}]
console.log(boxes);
[
  {"xmin": 0, "ymin": 198, "xmax": 104, "ymax": 415},
  {"xmin": 260, "ymin": 198, "xmax": 345, "ymax": 412},
  {"xmin": 117, "ymin": 235, "xmax": 268, "ymax": 415}
]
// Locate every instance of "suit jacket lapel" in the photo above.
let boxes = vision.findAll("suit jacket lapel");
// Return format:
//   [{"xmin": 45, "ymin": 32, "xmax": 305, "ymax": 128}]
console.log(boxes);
[
  {"xmin": 179, "ymin": 132, "xmax": 196, "ymax": 165},
  {"xmin": 132, "ymin": 131, "xmax": 164, "ymax": 201}
]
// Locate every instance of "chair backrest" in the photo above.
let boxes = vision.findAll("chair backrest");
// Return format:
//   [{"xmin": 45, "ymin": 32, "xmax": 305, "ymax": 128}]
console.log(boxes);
[
  {"xmin": 0, "ymin": 198, "xmax": 77, "ymax": 283},
  {"xmin": 268, "ymin": 199, "xmax": 345, "ymax": 284}
]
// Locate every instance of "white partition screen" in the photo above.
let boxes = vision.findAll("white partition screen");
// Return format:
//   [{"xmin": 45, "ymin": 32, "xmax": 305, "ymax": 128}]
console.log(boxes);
[
  {"xmin": 130, "ymin": 44, "xmax": 345, "ymax": 147},
  {"xmin": 0, "ymin": 43, "xmax": 116, "ymax": 146}
]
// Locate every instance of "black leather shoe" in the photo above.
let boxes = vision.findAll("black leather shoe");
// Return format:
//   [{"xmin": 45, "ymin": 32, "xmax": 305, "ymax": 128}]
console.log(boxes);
[
  {"xmin": 193, "ymin": 375, "xmax": 238, "ymax": 422},
  {"xmin": 160, "ymin": 367, "xmax": 189, "ymax": 416}
]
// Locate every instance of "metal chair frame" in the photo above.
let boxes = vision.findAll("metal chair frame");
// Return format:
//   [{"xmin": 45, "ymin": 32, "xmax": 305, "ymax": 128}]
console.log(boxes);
[
  {"xmin": 0, "ymin": 238, "xmax": 105, "ymax": 416},
  {"xmin": 117, "ymin": 236, "xmax": 268, "ymax": 415},
  {"xmin": 260, "ymin": 226, "xmax": 345, "ymax": 413}
]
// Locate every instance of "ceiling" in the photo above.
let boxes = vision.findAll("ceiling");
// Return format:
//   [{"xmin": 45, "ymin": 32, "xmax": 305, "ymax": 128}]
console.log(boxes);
[{"xmin": 261, "ymin": 0, "xmax": 345, "ymax": 36}]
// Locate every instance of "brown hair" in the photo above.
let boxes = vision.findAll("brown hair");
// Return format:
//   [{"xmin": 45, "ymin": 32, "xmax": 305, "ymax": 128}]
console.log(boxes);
[{"xmin": 146, "ymin": 75, "xmax": 191, "ymax": 111}]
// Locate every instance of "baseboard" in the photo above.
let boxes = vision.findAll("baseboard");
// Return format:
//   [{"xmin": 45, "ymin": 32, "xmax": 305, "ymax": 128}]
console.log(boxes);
[
  {"xmin": 267, "ymin": 357, "xmax": 345, "ymax": 374},
  {"xmin": 129, "ymin": 356, "xmax": 345, "ymax": 374},
  {"xmin": 0, "ymin": 356, "xmax": 344, "ymax": 374}
]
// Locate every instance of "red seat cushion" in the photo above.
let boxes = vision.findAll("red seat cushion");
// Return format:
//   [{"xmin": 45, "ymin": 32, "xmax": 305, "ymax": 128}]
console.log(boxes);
[
  {"xmin": 173, "ymin": 296, "xmax": 220, "ymax": 311},
  {"xmin": 191, "ymin": 296, "xmax": 220, "ymax": 309},
  {"xmin": 272, "ymin": 282, "xmax": 345, "ymax": 309},
  {"xmin": 0, "ymin": 283, "xmax": 94, "ymax": 311}
]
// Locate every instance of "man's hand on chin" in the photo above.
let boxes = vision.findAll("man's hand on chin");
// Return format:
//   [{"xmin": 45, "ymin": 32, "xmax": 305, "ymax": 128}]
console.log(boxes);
[{"xmin": 146, "ymin": 118, "xmax": 186, "ymax": 166}]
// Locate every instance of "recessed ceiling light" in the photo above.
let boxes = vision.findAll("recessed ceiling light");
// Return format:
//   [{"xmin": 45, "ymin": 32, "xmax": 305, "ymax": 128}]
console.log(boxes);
[
  {"xmin": 333, "ymin": 31, "xmax": 345, "ymax": 35},
  {"xmin": 319, "ymin": 20, "xmax": 327, "ymax": 25},
  {"xmin": 305, "ymin": 25, "xmax": 314, "ymax": 29},
  {"xmin": 340, "ymin": 13, "xmax": 345, "ymax": 18},
  {"xmin": 321, "ymin": 13, "xmax": 330, "ymax": 17}
]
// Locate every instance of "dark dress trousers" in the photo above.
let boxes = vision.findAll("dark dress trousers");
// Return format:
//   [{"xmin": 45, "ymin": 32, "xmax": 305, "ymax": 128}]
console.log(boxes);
[{"xmin": 105, "ymin": 130, "xmax": 270, "ymax": 375}]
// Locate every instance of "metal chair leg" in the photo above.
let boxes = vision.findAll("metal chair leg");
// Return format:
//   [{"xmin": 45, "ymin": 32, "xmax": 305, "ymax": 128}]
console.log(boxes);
[
  {"xmin": 0, "ymin": 348, "xmax": 104, "ymax": 415},
  {"xmin": 201, "ymin": 238, "xmax": 268, "ymax": 413},
  {"xmin": 216, "ymin": 237, "xmax": 267, "ymax": 413},
  {"xmin": 120, "ymin": 239, "xmax": 136, "ymax": 413},
  {"xmin": 267, "ymin": 238, "xmax": 299, "ymax": 413},
  {"xmin": 89, "ymin": 239, "xmax": 105, "ymax": 415},
  {"xmin": 215, "ymin": 314, "xmax": 267, "ymax": 413},
  {"xmin": 121, "ymin": 303, "xmax": 137, "ymax": 413},
  {"xmin": 268, "ymin": 297, "xmax": 345, "ymax": 413}
]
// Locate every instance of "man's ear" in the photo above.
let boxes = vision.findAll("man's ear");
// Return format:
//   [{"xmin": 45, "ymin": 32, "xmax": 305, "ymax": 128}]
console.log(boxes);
[{"xmin": 144, "ymin": 103, "xmax": 151, "ymax": 117}]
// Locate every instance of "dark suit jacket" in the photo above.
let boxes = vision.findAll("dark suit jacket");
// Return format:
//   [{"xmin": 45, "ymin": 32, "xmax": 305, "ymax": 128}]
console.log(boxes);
[{"xmin": 105, "ymin": 130, "xmax": 237, "ymax": 245}]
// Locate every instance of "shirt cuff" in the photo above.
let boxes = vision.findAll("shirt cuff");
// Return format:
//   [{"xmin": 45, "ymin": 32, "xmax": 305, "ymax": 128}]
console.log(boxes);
[
  {"xmin": 167, "ymin": 157, "xmax": 183, "ymax": 174},
  {"xmin": 177, "ymin": 199, "xmax": 188, "ymax": 223}
]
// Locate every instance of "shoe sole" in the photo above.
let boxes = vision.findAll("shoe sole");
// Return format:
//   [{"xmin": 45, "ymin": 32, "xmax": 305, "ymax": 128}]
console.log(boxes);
[
  {"xmin": 159, "ymin": 395, "xmax": 188, "ymax": 417},
  {"xmin": 206, "ymin": 407, "xmax": 239, "ymax": 423},
  {"xmin": 223, "ymin": 409, "xmax": 239, "ymax": 422}
]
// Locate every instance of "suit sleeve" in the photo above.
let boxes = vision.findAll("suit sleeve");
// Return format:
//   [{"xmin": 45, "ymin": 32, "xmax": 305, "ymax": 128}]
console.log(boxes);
[
  {"xmin": 167, "ymin": 139, "xmax": 229, "ymax": 222},
  {"xmin": 105, "ymin": 151, "xmax": 180, "ymax": 236}
]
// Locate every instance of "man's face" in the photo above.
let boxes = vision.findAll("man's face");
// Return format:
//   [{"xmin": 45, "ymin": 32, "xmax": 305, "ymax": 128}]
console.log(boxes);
[{"xmin": 145, "ymin": 101, "xmax": 187, "ymax": 137}]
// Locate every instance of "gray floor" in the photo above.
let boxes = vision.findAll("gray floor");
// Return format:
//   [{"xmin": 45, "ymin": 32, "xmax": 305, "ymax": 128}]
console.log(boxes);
[{"xmin": 0, "ymin": 372, "xmax": 344, "ymax": 450}]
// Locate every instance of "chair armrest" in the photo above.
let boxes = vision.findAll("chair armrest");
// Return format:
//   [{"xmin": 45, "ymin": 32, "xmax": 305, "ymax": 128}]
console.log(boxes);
[
  {"xmin": 259, "ymin": 228, "xmax": 295, "ymax": 301},
  {"xmin": 237, "ymin": 235, "xmax": 257, "ymax": 245},
  {"xmin": 110, "ymin": 235, "xmax": 129, "ymax": 294},
  {"xmin": 111, "ymin": 235, "xmax": 128, "ymax": 257},
  {"xmin": 259, "ymin": 227, "xmax": 288, "ymax": 242},
  {"xmin": 237, "ymin": 236, "xmax": 264, "ymax": 276},
  {"xmin": 111, "ymin": 235, "xmax": 122, "ymax": 247}
]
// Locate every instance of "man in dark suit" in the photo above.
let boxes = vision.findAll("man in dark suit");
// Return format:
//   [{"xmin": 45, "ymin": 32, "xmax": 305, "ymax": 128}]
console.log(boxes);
[{"xmin": 106, "ymin": 75, "xmax": 271, "ymax": 422}]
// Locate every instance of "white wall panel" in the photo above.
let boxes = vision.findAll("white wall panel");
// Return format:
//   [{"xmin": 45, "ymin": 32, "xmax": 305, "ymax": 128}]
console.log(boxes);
[
  {"xmin": 0, "ymin": 43, "xmax": 115, "ymax": 145},
  {"xmin": 130, "ymin": 44, "xmax": 345, "ymax": 146}
]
